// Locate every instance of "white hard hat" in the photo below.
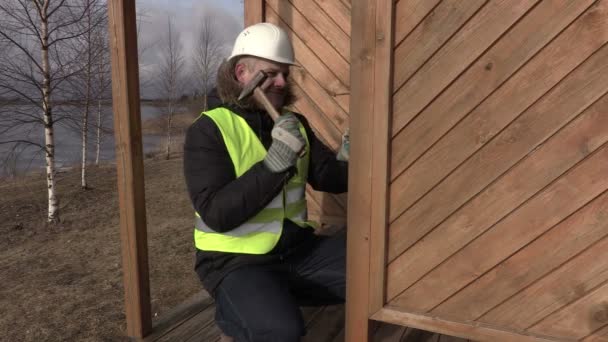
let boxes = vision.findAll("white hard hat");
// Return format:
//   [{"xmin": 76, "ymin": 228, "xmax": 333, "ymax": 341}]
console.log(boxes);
[{"xmin": 228, "ymin": 22, "xmax": 296, "ymax": 65}]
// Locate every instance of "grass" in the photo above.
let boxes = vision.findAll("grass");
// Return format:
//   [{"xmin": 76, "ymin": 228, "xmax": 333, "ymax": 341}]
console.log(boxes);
[{"xmin": 0, "ymin": 154, "xmax": 201, "ymax": 341}]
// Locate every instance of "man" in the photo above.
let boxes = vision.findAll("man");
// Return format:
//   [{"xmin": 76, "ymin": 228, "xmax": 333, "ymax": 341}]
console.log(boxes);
[{"xmin": 183, "ymin": 22, "xmax": 349, "ymax": 341}]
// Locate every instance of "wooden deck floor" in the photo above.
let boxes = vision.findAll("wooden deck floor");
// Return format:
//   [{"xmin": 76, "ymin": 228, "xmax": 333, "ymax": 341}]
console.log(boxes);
[{"xmin": 143, "ymin": 291, "xmax": 473, "ymax": 342}]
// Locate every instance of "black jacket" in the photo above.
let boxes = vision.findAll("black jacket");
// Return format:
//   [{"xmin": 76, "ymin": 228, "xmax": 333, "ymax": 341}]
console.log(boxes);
[{"xmin": 183, "ymin": 105, "xmax": 348, "ymax": 293}]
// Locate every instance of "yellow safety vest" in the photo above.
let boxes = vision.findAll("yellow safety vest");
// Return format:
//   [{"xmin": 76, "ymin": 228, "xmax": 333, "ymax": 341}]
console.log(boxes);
[{"xmin": 193, "ymin": 107, "xmax": 312, "ymax": 254}]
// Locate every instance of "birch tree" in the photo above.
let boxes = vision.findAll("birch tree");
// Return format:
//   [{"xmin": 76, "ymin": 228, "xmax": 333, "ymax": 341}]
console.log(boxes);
[
  {"xmin": 63, "ymin": 0, "xmax": 106, "ymax": 189},
  {"xmin": 0, "ymin": 0, "xmax": 94, "ymax": 223},
  {"xmin": 157, "ymin": 16, "xmax": 184, "ymax": 160},
  {"xmin": 93, "ymin": 31, "xmax": 111, "ymax": 166},
  {"xmin": 193, "ymin": 14, "xmax": 224, "ymax": 111}
]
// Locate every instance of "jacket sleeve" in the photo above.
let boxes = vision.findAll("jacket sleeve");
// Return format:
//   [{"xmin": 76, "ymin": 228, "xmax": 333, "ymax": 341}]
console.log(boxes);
[
  {"xmin": 295, "ymin": 114, "xmax": 348, "ymax": 193},
  {"xmin": 183, "ymin": 115, "xmax": 291, "ymax": 232}
]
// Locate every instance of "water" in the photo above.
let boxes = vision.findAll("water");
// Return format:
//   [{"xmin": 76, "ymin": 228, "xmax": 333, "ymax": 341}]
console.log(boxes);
[{"xmin": 0, "ymin": 104, "xmax": 166, "ymax": 176}]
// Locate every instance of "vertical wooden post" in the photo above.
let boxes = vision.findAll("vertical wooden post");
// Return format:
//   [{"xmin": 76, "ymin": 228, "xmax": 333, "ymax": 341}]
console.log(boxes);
[
  {"xmin": 346, "ymin": 0, "xmax": 377, "ymax": 340},
  {"xmin": 107, "ymin": 0, "xmax": 151, "ymax": 338},
  {"xmin": 347, "ymin": 0, "xmax": 394, "ymax": 340},
  {"xmin": 369, "ymin": 0, "xmax": 394, "ymax": 315},
  {"xmin": 244, "ymin": 0, "xmax": 264, "ymax": 26}
]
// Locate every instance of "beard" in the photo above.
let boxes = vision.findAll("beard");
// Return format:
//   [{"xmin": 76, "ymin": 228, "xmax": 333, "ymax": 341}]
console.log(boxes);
[{"xmin": 215, "ymin": 58, "xmax": 296, "ymax": 111}]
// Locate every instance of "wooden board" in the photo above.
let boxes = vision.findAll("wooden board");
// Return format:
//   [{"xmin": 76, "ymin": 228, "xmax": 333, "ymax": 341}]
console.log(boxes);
[
  {"xmin": 394, "ymin": 0, "xmax": 441, "ymax": 46},
  {"xmin": 372, "ymin": 307, "xmax": 557, "ymax": 342},
  {"xmin": 387, "ymin": 90, "xmax": 608, "ymax": 302},
  {"xmin": 390, "ymin": 143, "xmax": 608, "ymax": 311},
  {"xmin": 479, "ymin": 234, "xmax": 608, "ymax": 330},
  {"xmin": 391, "ymin": 0, "xmax": 539, "ymax": 136},
  {"xmin": 528, "ymin": 282, "xmax": 608, "ymax": 339},
  {"xmin": 390, "ymin": 0, "xmax": 595, "ymax": 189},
  {"xmin": 388, "ymin": 17, "xmax": 608, "ymax": 264},
  {"xmin": 434, "ymin": 187, "xmax": 608, "ymax": 320},
  {"xmin": 393, "ymin": 0, "xmax": 487, "ymax": 91},
  {"xmin": 313, "ymin": 0, "xmax": 351, "ymax": 36},
  {"xmin": 583, "ymin": 325, "xmax": 608, "ymax": 342},
  {"xmin": 266, "ymin": 0, "xmax": 350, "ymax": 87},
  {"xmin": 287, "ymin": 0, "xmax": 350, "ymax": 61}
]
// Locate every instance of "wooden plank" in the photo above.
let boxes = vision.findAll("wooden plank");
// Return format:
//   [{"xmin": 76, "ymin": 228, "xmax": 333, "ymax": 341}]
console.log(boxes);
[
  {"xmin": 387, "ymin": 92, "xmax": 608, "ymax": 310},
  {"xmin": 185, "ymin": 321, "xmax": 221, "ymax": 342},
  {"xmin": 306, "ymin": 188, "xmax": 323, "ymax": 216},
  {"xmin": 244, "ymin": 0, "xmax": 264, "ymax": 26},
  {"xmin": 313, "ymin": 0, "xmax": 351, "ymax": 36},
  {"xmin": 306, "ymin": 185, "xmax": 346, "ymax": 216},
  {"xmin": 266, "ymin": 0, "xmax": 350, "ymax": 87},
  {"xmin": 390, "ymin": 0, "xmax": 595, "ymax": 187},
  {"xmin": 402, "ymin": 328, "xmax": 441, "ymax": 342},
  {"xmin": 388, "ymin": 27, "xmax": 608, "ymax": 263},
  {"xmin": 394, "ymin": 0, "xmax": 441, "ymax": 46},
  {"xmin": 288, "ymin": 0, "xmax": 350, "ymax": 62},
  {"xmin": 528, "ymin": 281, "xmax": 608, "ymax": 339},
  {"xmin": 390, "ymin": 143, "xmax": 608, "ymax": 311},
  {"xmin": 335, "ymin": 94, "xmax": 350, "ymax": 114},
  {"xmin": 369, "ymin": 0, "xmax": 394, "ymax": 316},
  {"xmin": 391, "ymin": 0, "xmax": 539, "ymax": 136},
  {"xmin": 107, "ymin": 0, "xmax": 151, "ymax": 338},
  {"xmin": 145, "ymin": 292, "xmax": 214, "ymax": 341},
  {"xmin": 345, "ymin": 0, "xmax": 376, "ymax": 339},
  {"xmin": 393, "ymin": 0, "xmax": 487, "ymax": 91},
  {"xmin": 372, "ymin": 322, "xmax": 407, "ymax": 342},
  {"xmin": 371, "ymin": 307, "xmax": 559, "ymax": 342},
  {"xmin": 479, "ymin": 225, "xmax": 608, "ymax": 330},
  {"xmin": 583, "ymin": 325, "xmax": 608, "ymax": 342},
  {"xmin": 331, "ymin": 327, "xmax": 345, "ymax": 342},
  {"xmin": 156, "ymin": 303, "xmax": 215, "ymax": 342},
  {"xmin": 302, "ymin": 305, "xmax": 345, "ymax": 342},
  {"xmin": 292, "ymin": 92, "xmax": 341, "ymax": 150},
  {"xmin": 434, "ymin": 187, "xmax": 608, "ymax": 320},
  {"xmin": 266, "ymin": 7, "xmax": 350, "ymax": 100},
  {"xmin": 438, "ymin": 334, "xmax": 470, "ymax": 342},
  {"xmin": 291, "ymin": 66, "xmax": 349, "ymax": 131}
]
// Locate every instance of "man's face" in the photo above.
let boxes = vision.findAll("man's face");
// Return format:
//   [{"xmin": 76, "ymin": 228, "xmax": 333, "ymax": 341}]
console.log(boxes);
[{"xmin": 235, "ymin": 57, "xmax": 290, "ymax": 110}]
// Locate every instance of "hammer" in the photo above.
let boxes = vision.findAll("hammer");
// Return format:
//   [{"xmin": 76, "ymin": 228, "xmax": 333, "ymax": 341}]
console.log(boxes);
[
  {"xmin": 238, "ymin": 70, "xmax": 306, "ymax": 157},
  {"xmin": 238, "ymin": 70, "xmax": 281, "ymax": 121}
]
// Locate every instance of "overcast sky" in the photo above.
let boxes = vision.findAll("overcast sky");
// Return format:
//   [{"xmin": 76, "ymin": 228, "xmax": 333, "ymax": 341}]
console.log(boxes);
[{"xmin": 136, "ymin": 0, "xmax": 244, "ymax": 97}]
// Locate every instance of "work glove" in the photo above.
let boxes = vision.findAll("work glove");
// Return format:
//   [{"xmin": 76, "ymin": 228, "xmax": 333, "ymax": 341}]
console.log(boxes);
[
  {"xmin": 264, "ymin": 113, "xmax": 306, "ymax": 172},
  {"xmin": 336, "ymin": 128, "xmax": 349, "ymax": 162}
]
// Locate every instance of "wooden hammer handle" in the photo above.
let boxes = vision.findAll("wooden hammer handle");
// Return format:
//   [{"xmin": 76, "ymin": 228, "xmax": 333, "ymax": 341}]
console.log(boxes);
[
  {"xmin": 252, "ymin": 87, "xmax": 306, "ymax": 158},
  {"xmin": 253, "ymin": 87, "xmax": 281, "ymax": 121}
]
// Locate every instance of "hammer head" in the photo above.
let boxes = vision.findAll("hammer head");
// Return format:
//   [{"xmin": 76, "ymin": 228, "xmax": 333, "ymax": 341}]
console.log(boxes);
[{"xmin": 238, "ymin": 70, "xmax": 268, "ymax": 101}]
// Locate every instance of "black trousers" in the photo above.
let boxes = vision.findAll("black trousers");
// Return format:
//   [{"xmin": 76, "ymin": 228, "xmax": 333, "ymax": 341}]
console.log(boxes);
[{"xmin": 214, "ymin": 231, "xmax": 346, "ymax": 342}]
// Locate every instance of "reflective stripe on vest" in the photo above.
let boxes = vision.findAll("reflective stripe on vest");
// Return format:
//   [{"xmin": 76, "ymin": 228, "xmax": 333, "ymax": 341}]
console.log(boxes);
[{"xmin": 193, "ymin": 107, "xmax": 311, "ymax": 254}]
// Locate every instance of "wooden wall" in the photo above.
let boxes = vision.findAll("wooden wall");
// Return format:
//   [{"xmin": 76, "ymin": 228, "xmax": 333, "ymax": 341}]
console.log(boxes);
[
  {"xmin": 384, "ymin": 0, "xmax": 608, "ymax": 340},
  {"xmin": 246, "ymin": 0, "xmax": 352, "ymax": 227},
  {"xmin": 245, "ymin": 0, "xmax": 608, "ymax": 340}
]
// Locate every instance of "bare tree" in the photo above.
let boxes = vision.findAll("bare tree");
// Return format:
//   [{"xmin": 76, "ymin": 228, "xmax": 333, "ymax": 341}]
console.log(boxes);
[
  {"xmin": 63, "ymin": 0, "xmax": 107, "ymax": 189},
  {"xmin": 0, "ymin": 0, "xmax": 94, "ymax": 223},
  {"xmin": 94, "ymin": 30, "xmax": 112, "ymax": 166},
  {"xmin": 193, "ymin": 14, "xmax": 224, "ymax": 111},
  {"xmin": 135, "ymin": 6, "xmax": 156, "ymax": 95},
  {"xmin": 157, "ymin": 16, "xmax": 184, "ymax": 160}
]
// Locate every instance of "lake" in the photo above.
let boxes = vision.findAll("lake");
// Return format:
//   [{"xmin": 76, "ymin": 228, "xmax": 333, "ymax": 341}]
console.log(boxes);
[{"xmin": 0, "ymin": 104, "xmax": 169, "ymax": 177}]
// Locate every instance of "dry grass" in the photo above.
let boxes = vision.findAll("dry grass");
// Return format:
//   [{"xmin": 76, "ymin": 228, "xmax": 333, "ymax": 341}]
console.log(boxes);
[{"xmin": 0, "ymin": 156, "xmax": 201, "ymax": 341}]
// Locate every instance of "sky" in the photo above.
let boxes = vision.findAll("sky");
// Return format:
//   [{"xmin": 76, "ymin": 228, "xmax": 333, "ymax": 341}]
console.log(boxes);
[{"xmin": 136, "ymin": 0, "xmax": 245, "ymax": 97}]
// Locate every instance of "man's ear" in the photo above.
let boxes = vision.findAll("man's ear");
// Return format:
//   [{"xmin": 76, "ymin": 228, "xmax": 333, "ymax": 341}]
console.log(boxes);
[{"xmin": 235, "ymin": 63, "xmax": 247, "ymax": 83}]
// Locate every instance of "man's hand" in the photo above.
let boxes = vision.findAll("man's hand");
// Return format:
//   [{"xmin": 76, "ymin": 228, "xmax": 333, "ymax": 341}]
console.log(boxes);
[
  {"xmin": 336, "ymin": 129, "xmax": 349, "ymax": 162},
  {"xmin": 263, "ymin": 113, "xmax": 306, "ymax": 172}
]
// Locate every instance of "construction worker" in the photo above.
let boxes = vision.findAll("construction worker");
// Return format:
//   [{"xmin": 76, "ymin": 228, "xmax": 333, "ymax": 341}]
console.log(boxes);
[{"xmin": 183, "ymin": 22, "xmax": 349, "ymax": 341}]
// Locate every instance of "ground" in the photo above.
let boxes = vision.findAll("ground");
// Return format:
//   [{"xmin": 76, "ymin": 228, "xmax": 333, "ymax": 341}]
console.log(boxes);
[{"xmin": 0, "ymin": 150, "xmax": 200, "ymax": 341}]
